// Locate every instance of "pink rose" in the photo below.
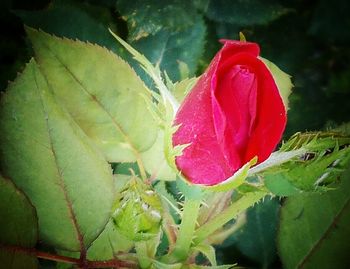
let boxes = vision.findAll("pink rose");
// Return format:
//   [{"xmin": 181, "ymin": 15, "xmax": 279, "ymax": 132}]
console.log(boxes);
[{"xmin": 172, "ymin": 40, "xmax": 287, "ymax": 185}]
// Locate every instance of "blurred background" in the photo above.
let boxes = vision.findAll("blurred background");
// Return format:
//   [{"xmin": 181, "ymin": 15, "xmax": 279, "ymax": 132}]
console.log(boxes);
[{"xmin": 1, "ymin": 0, "xmax": 349, "ymax": 268}]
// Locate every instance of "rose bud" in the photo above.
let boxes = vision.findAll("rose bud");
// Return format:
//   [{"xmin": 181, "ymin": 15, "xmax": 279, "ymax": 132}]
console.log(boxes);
[{"xmin": 172, "ymin": 40, "xmax": 287, "ymax": 186}]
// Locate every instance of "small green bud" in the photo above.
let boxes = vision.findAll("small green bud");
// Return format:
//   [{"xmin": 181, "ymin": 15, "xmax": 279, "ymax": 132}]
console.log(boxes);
[{"xmin": 113, "ymin": 176, "xmax": 162, "ymax": 241}]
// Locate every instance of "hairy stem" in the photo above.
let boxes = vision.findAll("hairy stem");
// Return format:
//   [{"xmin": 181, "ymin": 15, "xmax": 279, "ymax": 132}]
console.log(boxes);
[{"xmin": 171, "ymin": 198, "xmax": 202, "ymax": 261}]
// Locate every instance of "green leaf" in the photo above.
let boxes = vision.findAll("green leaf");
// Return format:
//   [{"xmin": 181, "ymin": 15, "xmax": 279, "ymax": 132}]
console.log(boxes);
[
  {"xmin": 117, "ymin": 0, "xmax": 200, "ymax": 41},
  {"xmin": 26, "ymin": 27, "xmax": 158, "ymax": 163},
  {"xmin": 87, "ymin": 220, "xmax": 133, "ymax": 260},
  {"xmin": 278, "ymin": 167, "xmax": 350, "ymax": 269},
  {"xmin": 141, "ymin": 130, "xmax": 177, "ymax": 181},
  {"xmin": 131, "ymin": 18, "xmax": 206, "ymax": 82},
  {"xmin": 260, "ymin": 57, "xmax": 293, "ymax": 110},
  {"xmin": 0, "ymin": 175, "xmax": 38, "ymax": 269},
  {"xmin": 16, "ymin": 0, "xmax": 121, "ymax": 53},
  {"xmin": 205, "ymin": 0, "xmax": 291, "ymax": 25},
  {"xmin": 264, "ymin": 176, "xmax": 301, "ymax": 197},
  {"xmin": 262, "ymin": 131, "xmax": 350, "ymax": 194},
  {"xmin": 229, "ymin": 198, "xmax": 280, "ymax": 268},
  {"xmin": 0, "ymin": 60, "xmax": 114, "ymax": 251}
]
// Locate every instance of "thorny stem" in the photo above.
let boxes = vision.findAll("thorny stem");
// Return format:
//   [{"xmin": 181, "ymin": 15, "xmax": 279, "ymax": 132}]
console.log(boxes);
[
  {"xmin": 0, "ymin": 245, "xmax": 137, "ymax": 268},
  {"xmin": 170, "ymin": 198, "xmax": 202, "ymax": 262}
]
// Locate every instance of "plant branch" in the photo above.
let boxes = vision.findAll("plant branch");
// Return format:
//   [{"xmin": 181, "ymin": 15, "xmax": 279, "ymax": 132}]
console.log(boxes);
[{"xmin": 0, "ymin": 245, "xmax": 137, "ymax": 268}]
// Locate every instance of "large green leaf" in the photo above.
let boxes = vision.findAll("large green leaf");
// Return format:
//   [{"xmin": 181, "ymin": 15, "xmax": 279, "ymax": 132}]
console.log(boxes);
[
  {"xmin": 0, "ymin": 175, "xmax": 38, "ymax": 269},
  {"xmin": 0, "ymin": 60, "xmax": 114, "ymax": 251},
  {"xmin": 26, "ymin": 27, "xmax": 158, "ymax": 163},
  {"xmin": 278, "ymin": 168, "xmax": 350, "ymax": 269}
]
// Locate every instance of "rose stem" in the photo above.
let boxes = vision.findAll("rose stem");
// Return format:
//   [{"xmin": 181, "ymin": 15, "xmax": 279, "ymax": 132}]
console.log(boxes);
[{"xmin": 171, "ymin": 198, "xmax": 202, "ymax": 262}]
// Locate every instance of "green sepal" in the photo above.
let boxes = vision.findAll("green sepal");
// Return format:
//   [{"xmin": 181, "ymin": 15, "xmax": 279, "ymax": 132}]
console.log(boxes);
[
  {"xmin": 192, "ymin": 244, "xmax": 217, "ymax": 266},
  {"xmin": 174, "ymin": 157, "xmax": 257, "ymax": 196},
  {"xmin": 202, "ymin": 157, "xmax": 258, "ymax": 192},
  {"xmin": 248, "ymin": 150, "xmax": 305, "ymax": 175},
  {"xmin": 109, "ymin": 29, "xmax": 179, "ymax": 113},
  {"xmin": 239, "ymin": 31, "xmax": 247, "ymax": 42},
  {"xmin": 260, "ymin": 57, "xmax": 293, "ymax": 110}
]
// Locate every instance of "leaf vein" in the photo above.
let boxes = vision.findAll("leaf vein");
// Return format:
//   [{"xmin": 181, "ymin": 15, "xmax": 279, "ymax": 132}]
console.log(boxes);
[
  {"xmin": 32, "ymin": 65, "xmax": 85, "ymax": 253},
  {"xmin": 297, "ymin": 195, "xmax": 350, "ymax": 268}
]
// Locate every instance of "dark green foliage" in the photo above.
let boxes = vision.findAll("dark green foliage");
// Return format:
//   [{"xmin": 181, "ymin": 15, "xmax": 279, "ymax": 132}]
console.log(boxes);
[
  {"xmin": 16, "ymin": 1, "xmax": 118, "ymax": 48},
  {"xmin": 234, "ymin": 198, "xmax": 280, "ymax": 267},
  {"xmin": 217, "ymin": 197, "xmax": 280, "ymax": 268},
  {"xmin": 278, "ymin": 167, "xmax": 350, "ymax": 269},
  {"xmin": 205, "ymin": 0, "xmax": 291, "ymax": 26}
]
